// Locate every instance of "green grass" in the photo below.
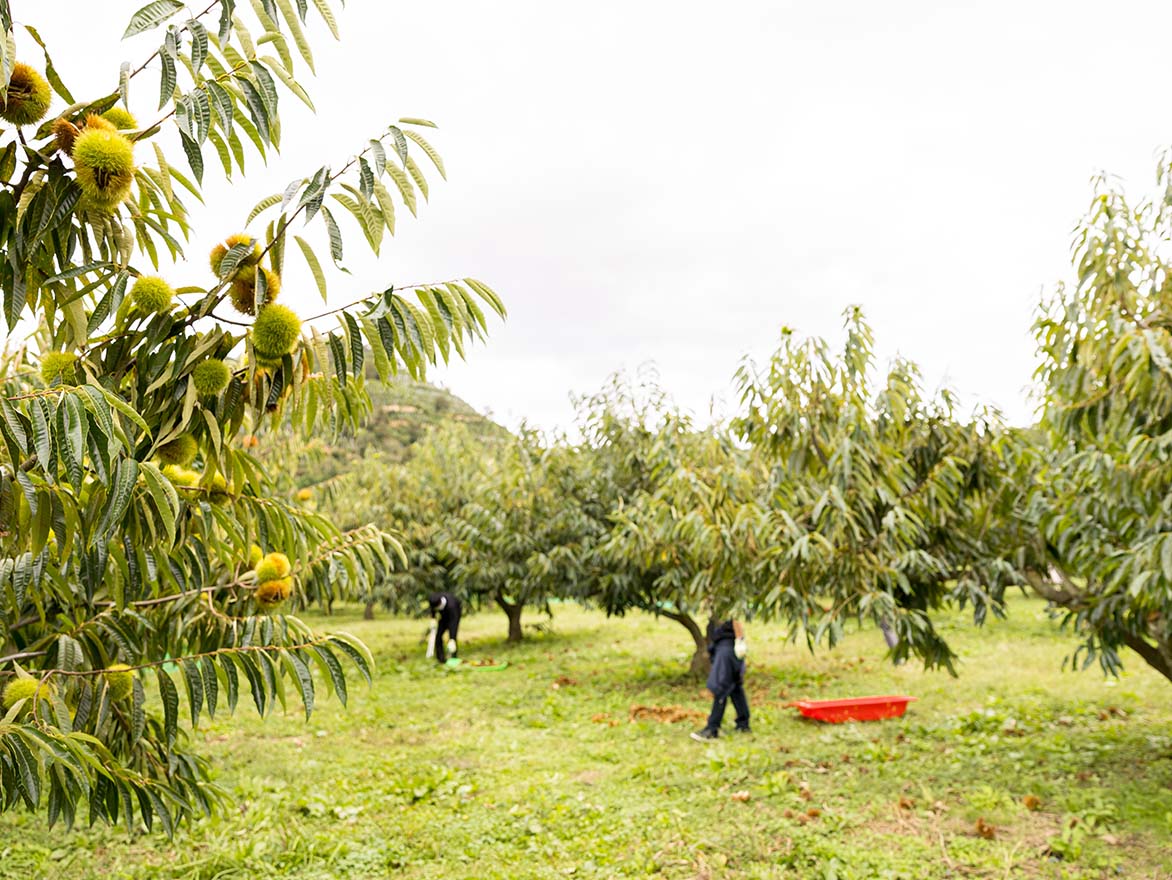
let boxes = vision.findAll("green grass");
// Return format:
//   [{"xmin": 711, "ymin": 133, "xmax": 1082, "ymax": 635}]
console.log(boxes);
[{"xmin": 3, "ymin": 599, "xmax": 1171, "ymax": 879}]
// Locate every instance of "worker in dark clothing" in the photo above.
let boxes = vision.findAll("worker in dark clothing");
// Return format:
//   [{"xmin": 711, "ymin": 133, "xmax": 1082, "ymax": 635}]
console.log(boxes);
[
  {"xmin": 691, "ymin": 617, "xmax": 750, "ymax": 740},
  {"xmin": 426, "ymin": 592, "xmax": 462, "ymax": 663}
]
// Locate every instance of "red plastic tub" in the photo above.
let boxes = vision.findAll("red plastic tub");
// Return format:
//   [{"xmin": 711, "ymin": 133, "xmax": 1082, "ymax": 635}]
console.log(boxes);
[{"xmin": 791, "ymin": 695, "xmax": 916, "ymax": 723}]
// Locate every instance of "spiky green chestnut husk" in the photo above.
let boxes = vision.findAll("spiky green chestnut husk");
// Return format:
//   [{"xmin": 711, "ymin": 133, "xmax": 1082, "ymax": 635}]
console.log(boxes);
[
  {"xmin": 101, "ymin": 107, "xmax": 137, "ymax": 130},
  {"xmin": 0, "ymin": 63, "xmax": 52, "ymax": 126},
  {"xmin": 254, "ymin": 552, "xmax": 291, "ymax": 583},
  {"xmin": 192, "ymin": 359, "xmax": 231, "ymax": 396},
  {"xmin": 208, "ymin": 472, "xmax": 232, "ymax": 506},
  {"xmin": 251, "ymin": 304, "xmax": 301, "ymax": 359},
  {"xmin": 73, "ymin": 127, "xmax": 135, "ymax": 212},
  {"xmin": 53, "ymin": 117, "xmax": 81, "ymax": 155},
  {"xmin": 156, "ymin": 434, "xmax": 198, "ymax": 466},
  {"xmin": 130, "ymin": 276, "xmax": 174, "ymax": 314},
  {"xmin": 255, "ymin": 576, "xmax": 293, "ymax": 609},
  {"xmin": 2, "ymin": 677, "xmax": 53, "ymax": 711},
  {"xmin": 229, "ymin": 268, "xmax": 281, "ymax": 316},
  {"xmin": 254, "ymin": 350, "xmax": 285, "ymax": 370},
  {"xmin": 161, "ymin": 465, "xmax": 200, "ymax": 488},
  {"xmin": 209, "ymin": 233, "xmax": 262, "ymax": 277},
  {"xmin": 84, "ymin": 113, "xmax": 116, "ymax": 132},
  {"xmin": 248, "ymin": 544, "xmax": 264, "ymax": 568},
  {"xmin": 103, "ymin": 664, "xmax": 135, "ymax": 701},
  {"xmin": 40, "ymin": 351, "xmax": 77, "ymax": 385}
]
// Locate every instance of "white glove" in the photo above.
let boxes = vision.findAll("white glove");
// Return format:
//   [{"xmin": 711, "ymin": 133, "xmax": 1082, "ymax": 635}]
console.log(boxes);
[
  {"xmin": 734, "ymin": 637, "xmax": 748, "ymax": 659},
  {"xmin": 447, "ymin": 638, "xmax": 457, "ymax": 655}
]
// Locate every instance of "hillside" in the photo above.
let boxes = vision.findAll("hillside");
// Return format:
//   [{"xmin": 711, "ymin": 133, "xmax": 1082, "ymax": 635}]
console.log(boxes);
[{"xmin": 300, "ymin": 378, "xmax": 505, "ymax": 483}]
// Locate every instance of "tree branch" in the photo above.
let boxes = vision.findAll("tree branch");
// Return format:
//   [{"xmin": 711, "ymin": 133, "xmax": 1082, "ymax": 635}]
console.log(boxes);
[{"xmin": 1119, "ymin": 631, "xmax": 1172, "ymax": 684}]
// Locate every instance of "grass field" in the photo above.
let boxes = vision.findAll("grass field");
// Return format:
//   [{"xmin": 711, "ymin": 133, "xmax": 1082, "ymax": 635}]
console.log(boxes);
[{"xmin": 1, "ymin": 599, "xmax": 1170, "ymax": 879}]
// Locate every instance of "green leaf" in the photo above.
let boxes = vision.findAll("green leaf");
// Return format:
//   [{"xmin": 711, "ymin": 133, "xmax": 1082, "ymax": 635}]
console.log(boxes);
[
  {"xmin": 311, "ymin": 0, "xmax": 339, "ymax": 39},
  {"xmin": 294, "ymin": 235, "xmax": 327, "ymax": 301},
  {"xmin": 385, "ymin": 162, "xmax": 417, "ymax": 216},
  {"xmin": 158, "ymin": 48, "xmax": 176, "ymax": 110},
  {"xmin": 220, "ymin": 654, "xmax": 239, "ymax": 712},
  {"xmin": 343, "ymin": 312, "xmax": 364, "ymax": 378},
  {"xmin": 285, "ymin": 650, "xmax": 314, "ymax": 720},
  {"xmin": 181, "ymin": 658, "xmax": 204, "ymax": 726},
  {"xmin": 360, "ymin": 316, "xmax": 390, "ymax": 383},
  {"xmin": 201, "ymin": 656, "xmax": 219, "ymax": 719},
  {"xmin": 465, "ymin": 278, "xmax": 508, "ymax": 318},
  {"xmin": 247, "ymin": 192, "xmax": 282, "ymax": 224},
  {"xmin": 178, "ymin": 131, "xmax": 204, "ymax": 183},
  {"xmin": 327, "ymin": 331, "xmax": 347, "ymax": 385},
  {"xmin": 259, "ymin": 54, "xmax": 314, "ymax": 110},
  {"xmin": 405, "ymin": 155, "xmax": 428, "ymax": 201},
  {"xmin": 97, "ymin": 458, "xmax": 139, "ymax": 541},
  {"xmin": 29, "ymin": 399, "xmax": 53, "ymax": 482},
  {"xmin": 237, "ymin": 76, "xmax": 272, "ymax": 145},
  {"xmin": 398, "ymin": 117, "xmax": 438, "ymax": 128},
  {"xmin": 387, "ymin": 125, "xmax": 409, "ymax": 166},
  {"xmin": 218, "ymin": 240, "xmax": 259, "ymax": 280},
  {"xmin": 122, "ymin": 0, "xmax": 184, "ymax": 39},
  {"xmin": 329, "ymin": 632, "xmax": 373, "ymax": 685},
  {"xmin": 189, "ymin": 19, "xmax": 208, "ymax": 72},
  {"xmin": 403, "ymin": 129, "xmax": 446, "ymax": 180},
  {"xmin": 274, "ymin": 0, "xmax": 315, "ymax": 72},
  {"xmin": 156, "ymin": 668, "xmax": 179, "ymax": 747},
  {"xmin": 372, "ymin": 180, "xmax": 396, "ymax": 236},
  {"xmin": 311, "ymin": 644, "xmax": 347, "ymax": 705},
  {"xmin": 320, "ymin": 206, "xmax": 344, "ymax": 265},
  {"xmin": 23, "ymin": 26, "xmax": 73, "ymax": 102},
  {"xmin": 98, "ymin": 386, "xmax": 150, "ymax": 433},
  {"xmin": 332, "ymin": 187, "xmax": 381, "ymax": 253},
  {"xmin": 139, "ymin": 462, "xmax": 179, "ymax": 548},
  {"xmin": 237, "ymin": 653, "xmax": 267, "ymax": 716}
]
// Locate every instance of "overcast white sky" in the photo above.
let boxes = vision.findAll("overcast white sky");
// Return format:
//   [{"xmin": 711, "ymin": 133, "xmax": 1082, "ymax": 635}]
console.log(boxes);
[{"xmin": 21, "ymin": 1, "xmax": 1172, "ymax": 430}]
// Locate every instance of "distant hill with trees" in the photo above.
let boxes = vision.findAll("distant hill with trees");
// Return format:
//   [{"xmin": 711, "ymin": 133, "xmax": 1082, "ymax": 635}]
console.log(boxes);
[{"xmin": 298, "ymin": 377, "xmax": 507, "ymax": 485}]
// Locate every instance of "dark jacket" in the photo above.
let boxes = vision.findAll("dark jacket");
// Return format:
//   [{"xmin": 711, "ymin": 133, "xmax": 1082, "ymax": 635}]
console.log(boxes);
[
  {"xmin": 706, "ymin": 618, "xmax": 744, "ymax": 698},
  {"xmin": 427, "ymin": 592, "xmax": 461, "ymax": 619}
]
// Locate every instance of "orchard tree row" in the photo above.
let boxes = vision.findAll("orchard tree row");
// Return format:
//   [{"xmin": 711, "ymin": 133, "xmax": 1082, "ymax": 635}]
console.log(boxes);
[{"xmin": 321, "ymin": 178, "xmax": 1172, "ymax": 690}]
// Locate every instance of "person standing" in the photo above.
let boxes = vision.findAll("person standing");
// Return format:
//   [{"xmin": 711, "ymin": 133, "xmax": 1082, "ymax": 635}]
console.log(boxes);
[
  {"xmin": 691, "ymin": 617, "xmax": 750, "ymax": 740},
  {"xmin": 427, "ymin": 592, "xmax": 462, "ymax": 663}
]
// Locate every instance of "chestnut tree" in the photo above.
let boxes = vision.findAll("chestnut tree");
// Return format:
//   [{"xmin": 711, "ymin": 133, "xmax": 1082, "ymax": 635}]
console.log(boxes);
[{"xmin": 0, "ymin": 0, "xmax": 503, "ymax": 831}]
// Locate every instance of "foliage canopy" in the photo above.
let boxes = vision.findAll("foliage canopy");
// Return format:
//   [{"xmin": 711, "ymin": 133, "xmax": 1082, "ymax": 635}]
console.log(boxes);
[{"xmin": 0, "ymin": 0, "xmax": 503, "ymax": 831}]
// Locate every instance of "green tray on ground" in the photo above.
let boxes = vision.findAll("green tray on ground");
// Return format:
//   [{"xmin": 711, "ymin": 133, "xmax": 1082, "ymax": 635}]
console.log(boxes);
[{"xmin": 444, "ymin": 657, "xmax": 508, "ymax": 671}]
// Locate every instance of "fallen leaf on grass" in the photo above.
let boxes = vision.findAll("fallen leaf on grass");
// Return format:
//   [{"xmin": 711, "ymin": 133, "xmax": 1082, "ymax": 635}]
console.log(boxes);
[
  {"xmin": 730, "ymin": 791, "xmax": 751, "ymax": 803},
  {"xmin": 1023, "ymin": 794, "xmax": 1042, "ymax": 811},
  {"xmin": 898, "ymin": 797, "xmax": 915, "ymax": 811},
  {"xmin": 628, "ymin": 704, "xmax": 706, "ymax": 724},
  {"xmin": 974, "ymin": 818, "xmax": 996, "ymax": 840}
]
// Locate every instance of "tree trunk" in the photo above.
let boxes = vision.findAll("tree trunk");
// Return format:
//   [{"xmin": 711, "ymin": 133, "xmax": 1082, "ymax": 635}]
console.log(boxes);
[
  {"xmin": 1119, "ymin": 631, "xmax": 1172, "ymax": 684},
  {"xmin": 495, "ymin": 594, "xmax": 524, "ymax": 643},
  {"xmin": 661, "ymin": 609, "xmax": 709, "ymax": 677},
  {"xmin": 363, "ymin": 600, "xmax": 375, "ymax": 621},
  {"xmin": 1027, "ymin": 569, "xmax": 1172, "ymax": 685}
]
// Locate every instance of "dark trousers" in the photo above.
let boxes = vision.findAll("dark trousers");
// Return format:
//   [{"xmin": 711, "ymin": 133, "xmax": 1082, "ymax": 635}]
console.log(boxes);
[
  {"xmin": 705, "ymin": 683, "xmax": 750, "ymax": 733},
  {"xmin": 433, "ymin": 608, "xmax": 461, "ymax": 663}
]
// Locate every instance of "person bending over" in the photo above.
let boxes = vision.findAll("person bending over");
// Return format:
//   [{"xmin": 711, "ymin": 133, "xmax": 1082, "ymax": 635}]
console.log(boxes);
[
  {"xmin": 427, "ymin": 592, "xmax": 462, "ymax": 663},
  {"xmin": 691, "ymin": 617, "xmax": 750, "ymax": 740}
]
